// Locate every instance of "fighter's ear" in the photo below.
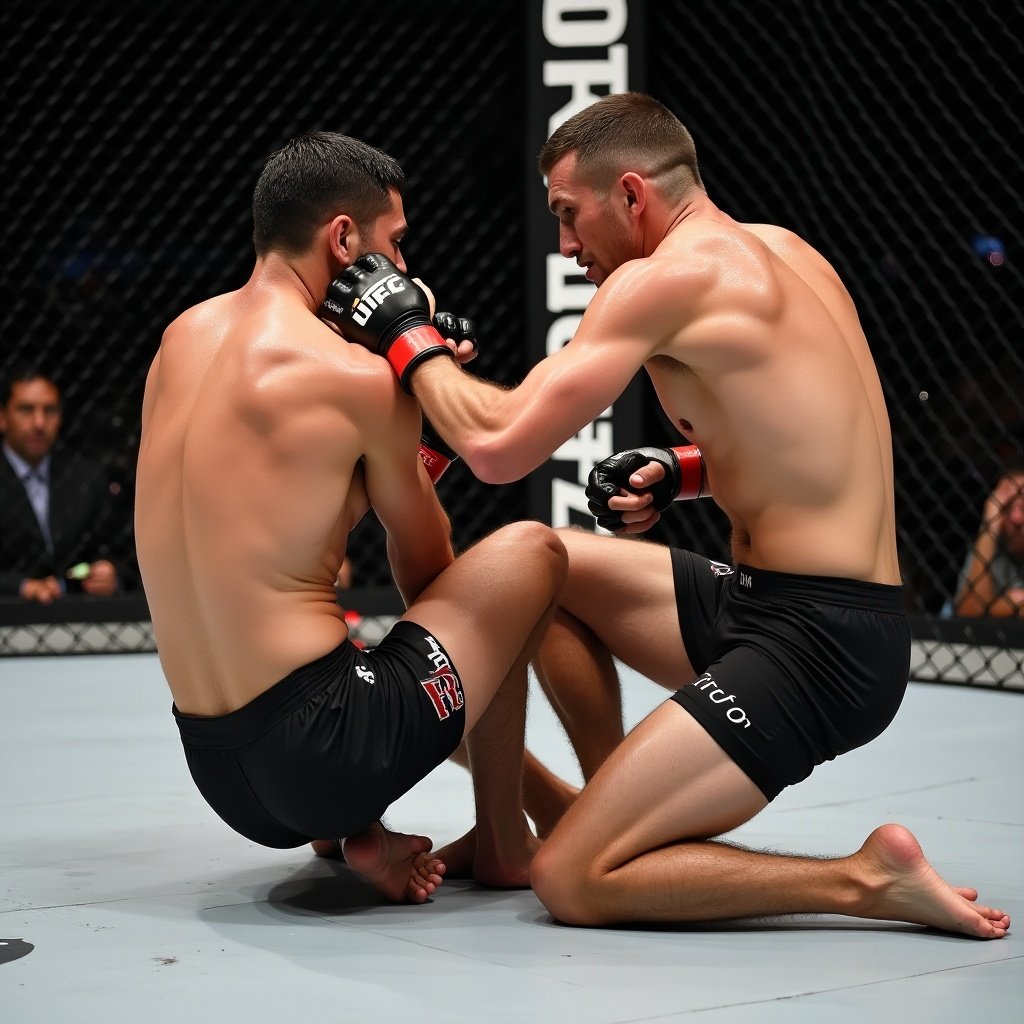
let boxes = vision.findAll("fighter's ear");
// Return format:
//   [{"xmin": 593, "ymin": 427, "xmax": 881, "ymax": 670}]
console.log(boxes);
[
  {"xmin": 328, "ymin": 214, "xmax": 358, "ymax": 266},
  {"xmin": 620, "ymin": 171, "xmax": 646, "ymax": 213}
]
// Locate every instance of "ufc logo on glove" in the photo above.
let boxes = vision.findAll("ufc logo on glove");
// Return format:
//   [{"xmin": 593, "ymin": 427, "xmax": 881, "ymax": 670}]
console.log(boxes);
[{"xmin": 352, "ymin": 274, "xmax": 408, "ymax": 326}]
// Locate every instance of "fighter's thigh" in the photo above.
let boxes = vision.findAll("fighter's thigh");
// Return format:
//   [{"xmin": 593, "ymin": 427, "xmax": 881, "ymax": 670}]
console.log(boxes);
[
  {"xmin": 545, "ymin": 699, "xmax": 767, "ymax": 872},
  {"xmin": 401, "ymin": 520, "xmax": 566, "ymax": 724},
  {"xmin": 556, "ymin": 528, "xmax": 693, "ymax": 687}
]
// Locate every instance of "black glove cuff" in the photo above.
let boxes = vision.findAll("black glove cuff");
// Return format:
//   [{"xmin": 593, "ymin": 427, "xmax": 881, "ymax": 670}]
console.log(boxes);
[{"xmin": 421, "ymin": 419, "xmax": 459, "ymax": 462}]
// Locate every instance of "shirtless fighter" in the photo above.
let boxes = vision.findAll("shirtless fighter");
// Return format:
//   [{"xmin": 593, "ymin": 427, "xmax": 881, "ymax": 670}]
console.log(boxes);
[
  {"xmin": 319, "ymin": 94, "xmax": 1009, "ymax": 937},
  {"xmin": 135, "ymin": 132, "xmax": 566, "ymax": 903}
]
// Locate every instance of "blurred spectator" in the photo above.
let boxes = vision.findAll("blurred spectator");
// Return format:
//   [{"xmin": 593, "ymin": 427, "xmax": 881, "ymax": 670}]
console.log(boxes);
[
  {"xmin": 0, "ymin": 368, "xmax": 119, "ymax": 603},
  {"xmin": 953, "ymin": 465, "xmax": 1024, "ymax": 618}
]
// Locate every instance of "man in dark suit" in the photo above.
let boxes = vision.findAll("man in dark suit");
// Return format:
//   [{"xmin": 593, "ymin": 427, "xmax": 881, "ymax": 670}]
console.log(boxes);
[{"xmin": 0, "ymin": 369, "xmax": 119, "ymax": 602}]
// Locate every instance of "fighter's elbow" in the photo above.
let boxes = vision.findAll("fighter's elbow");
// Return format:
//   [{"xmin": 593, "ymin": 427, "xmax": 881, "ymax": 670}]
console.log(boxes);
[{"xmin": 463, "ymin": 434, "xmax": 534, "ymax": 485}]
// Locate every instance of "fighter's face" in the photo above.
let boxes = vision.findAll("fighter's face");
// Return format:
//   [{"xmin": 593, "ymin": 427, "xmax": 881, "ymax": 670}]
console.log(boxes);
[
  {"xmin": 546, "ymin": 153, "xmax": 633, "ymax": 287},
  {"xmin": 357, "ymin": 188, "xmax": 409, "ymax": 273},
  {"xmin": 0, "ymin": 378, "xmax": 61, "ymax": 467}
]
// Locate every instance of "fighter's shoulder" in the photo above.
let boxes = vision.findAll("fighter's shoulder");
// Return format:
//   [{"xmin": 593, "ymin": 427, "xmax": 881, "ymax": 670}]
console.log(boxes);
[
  {"xmin": 162, "ymin": 291, "xmax": 235, "ymax": 340},
  {"xmin": 309, "ymin": 320, "xmax": 407, "ymax": 403},
  {"xmin": 676, "ymin": 221, "xmax": 784, "ymax": 271},
  {"xmin": 739, "ymin": 222, "xmax": 838, "ymax": 273},
  {"xmin": 738, "ymin": 222, "xmax": 805, "ymax": 250},
  {"xmin": 604, "ymin": 224, "xmax": 789, "ymax": 332},
  {"xmin": 600, "ymin": 235, "xmax": 718, "ymax": 310},
  {"xmin": 310, "ymin": 320, "xmax": 422, "ymax": 437}
]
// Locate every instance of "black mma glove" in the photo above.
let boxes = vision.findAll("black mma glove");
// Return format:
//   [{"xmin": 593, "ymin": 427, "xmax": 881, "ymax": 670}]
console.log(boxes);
[
  {"xmin": 319, "ymin": 253, "xmax": 455, "ymax": 393},
  {"xmin": 586, "ymin": 445, "xmax": 707, "ymax": 531},
  {"xmin": 432, "ymin": 310, "xmax": 479, "ymax": 356}
]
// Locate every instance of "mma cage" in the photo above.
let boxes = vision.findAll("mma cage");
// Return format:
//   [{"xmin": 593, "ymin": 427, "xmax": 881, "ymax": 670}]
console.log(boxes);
[{"xmin": 2, "ymin": 0, "xmax": 1021, "ymax": 691}]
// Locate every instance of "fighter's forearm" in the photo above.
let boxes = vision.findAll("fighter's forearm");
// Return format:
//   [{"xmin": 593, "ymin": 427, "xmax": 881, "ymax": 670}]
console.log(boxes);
[
  {"xmin": 410, "ymin": 358, "xmax": 561, "ymax": 484},
  {"xmin": 387, "ymin": 531, "xmax": 455, "ymax": 608}
]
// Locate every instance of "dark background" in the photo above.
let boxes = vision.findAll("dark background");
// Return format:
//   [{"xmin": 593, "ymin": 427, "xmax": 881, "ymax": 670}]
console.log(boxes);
[{"xmin": 2, "ymin": 0, "xmax": 1021, "ymax": 615}]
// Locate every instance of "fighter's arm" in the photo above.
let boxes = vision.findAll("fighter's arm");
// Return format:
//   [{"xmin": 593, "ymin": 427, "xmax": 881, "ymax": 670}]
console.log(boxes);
[
  {"xmin": 409, "ymin": 261, "xmax": 686, "ymax": 484},
  {"xmin": 357, "ymin": 373, "xmax": 455, "ymax": 607}
]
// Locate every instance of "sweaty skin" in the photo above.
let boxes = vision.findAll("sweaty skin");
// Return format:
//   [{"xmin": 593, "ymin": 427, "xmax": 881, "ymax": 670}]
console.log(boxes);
[
  {"xmin": 136, "ymin": 286, "xmax": 449, "ymax": 716},
  {"xmin": 413, "ymin": 155, "xmax": 898, "ymax": 585},
  {"xmin": 136, "ymin": 188, "xmax": 565, "ymax": 900},
  {"xmin": 136, "ymin": 215, "xmax": 448, "ymax": 718},
  {"xmin": 135, "ymin": 199, "xmax": 457, "ymax": 903},
  {"xmin": 404, "ymin": 151, "xmax": 1010, "ymax": 938}
]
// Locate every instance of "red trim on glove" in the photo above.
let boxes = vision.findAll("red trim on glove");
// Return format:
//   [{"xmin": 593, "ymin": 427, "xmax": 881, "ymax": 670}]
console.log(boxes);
[
  {"xmin": 418, "ymin": 443, "xmax": 453, "ymax": 484},
  {"xmin": 670, "ymin": 445, "xmax": 705, "ymax": 500},
  {"xmin": 387, "ymin": 325, "xmax": 450, "ymax": 383}
]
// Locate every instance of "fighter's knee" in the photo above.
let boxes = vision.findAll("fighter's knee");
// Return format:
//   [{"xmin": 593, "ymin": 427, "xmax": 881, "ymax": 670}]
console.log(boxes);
[
  {"xmin": 530, "ymin": 842, "xmax": 602, "ymax": 927},
  {"xmin": 494, "ymin": 521, "xmax": 568, "ymax": 580}
]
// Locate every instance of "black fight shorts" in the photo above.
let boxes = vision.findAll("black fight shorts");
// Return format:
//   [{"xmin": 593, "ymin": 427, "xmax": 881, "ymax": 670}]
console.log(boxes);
[
  {"xmin": 670, "ymin": 551, "xmax": 910, "ymax": 802},
  {"xmin": 173, "ymin": 620, "xmax": 466, "ymax": 848}
]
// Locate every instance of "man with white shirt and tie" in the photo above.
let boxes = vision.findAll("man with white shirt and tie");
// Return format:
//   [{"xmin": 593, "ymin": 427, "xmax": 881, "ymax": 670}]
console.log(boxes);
[{"xmin": 0, "ymin": 369, "xmax": 118, "ymax": 603}]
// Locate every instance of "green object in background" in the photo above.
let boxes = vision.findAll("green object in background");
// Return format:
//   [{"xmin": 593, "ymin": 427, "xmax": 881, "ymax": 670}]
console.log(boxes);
[{"xmin": 66, "ymin": 562, "xmax": 90, "ymax": 581}]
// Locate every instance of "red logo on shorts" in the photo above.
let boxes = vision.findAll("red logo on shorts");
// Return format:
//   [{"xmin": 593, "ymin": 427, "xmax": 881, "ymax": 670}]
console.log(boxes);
[
  {"xmin": 419, "ymin": 633, "xmax": 464, "ymax": 721},
  {"xmin": 421, "ymin": 670, "xmax": 464, "ymax": 720}
]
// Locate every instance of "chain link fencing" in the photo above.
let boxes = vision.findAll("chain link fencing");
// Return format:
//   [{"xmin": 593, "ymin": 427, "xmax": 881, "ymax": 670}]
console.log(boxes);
[
  {"xmin": 2, "ymin": 0, "xmax": 1021, "ymax": 686},
  {"xmin": 1, "ymin": 0, "xmax": 530, "ymax": 600}
]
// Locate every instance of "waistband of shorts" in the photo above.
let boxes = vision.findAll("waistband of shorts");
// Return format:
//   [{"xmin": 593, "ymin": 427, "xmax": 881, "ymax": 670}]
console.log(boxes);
[
  {"xmin": 730, "ymin": 563, "xmax": 905, "ymax": 613},
  {"xmin": 172, "ymin": 640, "xmax": 359, "ymax": 748}
]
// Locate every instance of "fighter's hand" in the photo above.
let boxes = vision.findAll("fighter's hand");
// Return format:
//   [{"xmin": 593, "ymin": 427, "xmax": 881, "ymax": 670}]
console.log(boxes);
[
  {"xmin": 319, "ymin": 254, "xmax": 455, "ymax": 393},
  {"xmin": 433, "ymin": 311, "xmax": 479, "ymax": 366},
  {"xmin": 586, "ymin": 447, "xmax": 683, "ymax": 534}
]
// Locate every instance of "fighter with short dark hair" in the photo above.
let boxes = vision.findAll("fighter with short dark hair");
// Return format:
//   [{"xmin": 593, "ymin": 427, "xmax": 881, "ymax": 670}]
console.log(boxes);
[
  {"xmin": 136, "ymin": 131, "xmax": 567, "ymax": 904},
  {"xmin": 322, "ymin": 94, "xmax": 1009, "ymax": 938}
]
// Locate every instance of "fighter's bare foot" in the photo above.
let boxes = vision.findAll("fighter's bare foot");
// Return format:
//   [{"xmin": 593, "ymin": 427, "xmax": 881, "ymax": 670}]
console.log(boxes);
[
  {"xmin": 854, "ymin": 824, "xmax": 1010, "ymax": 938},
  {"xmin": 435, "ymin": 828, "xmax": 476, "ymax": 879},
  {"xmin": 342, "ymin": 823, "xmax": 446, "ymax": 904},
  {"xmin": 435, "ymin": 824, "xmax": 540, "ymax": 888},
  {"xmin": 474, "ymin": 829, "xmax": 541, "ymax": 889}
]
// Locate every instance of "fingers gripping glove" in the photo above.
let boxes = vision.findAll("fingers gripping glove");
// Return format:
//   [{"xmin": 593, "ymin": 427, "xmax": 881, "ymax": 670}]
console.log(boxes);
[
  {"xmin": 432, "ymin": 310, "xmax": 479, "ymax": 356},
  {"xmin": 419, "ymin": 418, "xmax": 459, "ymax": 484},
  {"xmin": 319, "ymin": 253, "xmax": 454, "ymax": 393},
  {"xmin": 585, "ymin": 445, "xmax": 706, "ymax": 531}
]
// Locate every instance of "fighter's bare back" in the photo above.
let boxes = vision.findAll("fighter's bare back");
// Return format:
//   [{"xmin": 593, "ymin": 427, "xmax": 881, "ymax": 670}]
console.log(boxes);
[{"xmin": 135, "ymin": 275, "xmax": 414, "ymax": 716}]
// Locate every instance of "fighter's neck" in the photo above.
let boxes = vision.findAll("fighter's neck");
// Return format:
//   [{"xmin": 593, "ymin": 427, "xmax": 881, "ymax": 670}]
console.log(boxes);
[
  {"xmin": 663, "ymin": 193, "xmax": 731, "ymax": 238},
  {"xmin": 247, "ymin": 253, "xmax": 323, "ymax": 313}
]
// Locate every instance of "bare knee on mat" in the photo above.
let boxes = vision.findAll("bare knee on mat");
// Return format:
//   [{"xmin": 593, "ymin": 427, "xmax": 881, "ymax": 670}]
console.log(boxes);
[{"xmin": 530, "ymin": 841, "xmax": 606, "ymax": 927}]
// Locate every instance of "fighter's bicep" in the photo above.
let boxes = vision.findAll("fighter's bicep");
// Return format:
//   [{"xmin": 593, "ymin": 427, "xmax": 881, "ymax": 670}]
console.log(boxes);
[
  {"xmin": 535, "ymin": 315, "xmax": 658, "ymax": 423},
  {"xmin": 365, "ymin": 449, "xmax": 444, "ymax": 538},
  {"xmin": 359, "ymin": 398, "xmax": 449, "ymax": 547}
]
